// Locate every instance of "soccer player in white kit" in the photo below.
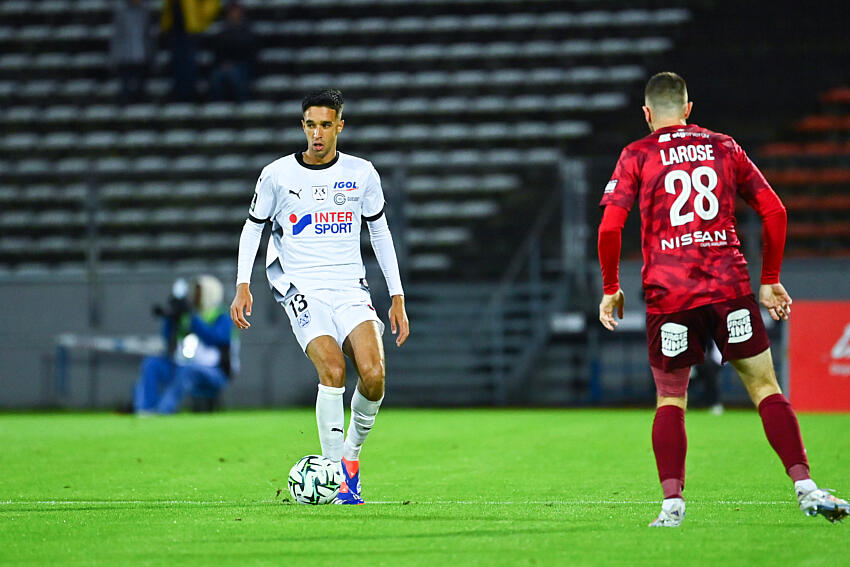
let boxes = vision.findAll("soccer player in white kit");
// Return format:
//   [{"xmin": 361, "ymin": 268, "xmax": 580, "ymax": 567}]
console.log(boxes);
[{"xmin": 230, "ymin": 89, "xmax": 410, "ymax": 504}]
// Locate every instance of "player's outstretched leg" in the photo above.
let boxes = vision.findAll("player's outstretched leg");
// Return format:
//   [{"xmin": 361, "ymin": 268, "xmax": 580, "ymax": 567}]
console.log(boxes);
[
  {"xmin": 733, "ymin": 349, "xmax": 849, "ymax": 523},
  {"xmin": 336, "ymin": 321, "xmax": 385, "ymax": 505},
  {"xmin": 335, "ymin": 388, "xmax": 382, "ymax": 505}
]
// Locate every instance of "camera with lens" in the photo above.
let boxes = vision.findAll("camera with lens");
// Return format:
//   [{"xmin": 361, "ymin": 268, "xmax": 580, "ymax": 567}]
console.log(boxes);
[{"xmin": 152, "ymin": 278, "xmax": 193, "ymax": 320}]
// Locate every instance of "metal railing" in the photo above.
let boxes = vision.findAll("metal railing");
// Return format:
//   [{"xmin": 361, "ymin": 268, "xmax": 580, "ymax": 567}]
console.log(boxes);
[{"xmin": 482, "ymin": 157, "xmax": 590, "ymax": 404}]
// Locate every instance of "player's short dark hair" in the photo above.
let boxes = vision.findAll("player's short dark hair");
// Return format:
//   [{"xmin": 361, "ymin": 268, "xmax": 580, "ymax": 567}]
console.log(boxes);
[
  {"xmin": 301, "ymin": 89, "xmax": 344, "ymax": 118},
  {"xmin": 644, "ymin": 72, "xmax": 688, "ymax": 112}
]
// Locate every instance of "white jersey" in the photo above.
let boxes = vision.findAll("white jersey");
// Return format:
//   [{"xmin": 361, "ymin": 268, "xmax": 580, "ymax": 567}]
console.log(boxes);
[{"xmin": 249, "ymin": 151, "xmax": 386, "ymax": 295}]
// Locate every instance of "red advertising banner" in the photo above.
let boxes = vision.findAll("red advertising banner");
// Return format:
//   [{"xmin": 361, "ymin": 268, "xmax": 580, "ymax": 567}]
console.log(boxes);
[{"xmin": 788, "ymin": 301, "xmax": 850, "ymax": 412}]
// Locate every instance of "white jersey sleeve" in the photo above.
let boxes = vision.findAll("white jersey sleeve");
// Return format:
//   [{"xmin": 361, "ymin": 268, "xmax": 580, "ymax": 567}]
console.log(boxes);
[
  {"xmin": 236, "ymin": 220, "xmax": 265, "ymax": 285},
  {"xmin": 361, "ymin": 163, "xmax": 386, "ymax": 220},
  {"xmin": 367, "ymin": 215, "xmax": 404, "ymax": 297},
  {"xmin": 249, "ymin": 170, "xmax": 277, "ymax": 221}
]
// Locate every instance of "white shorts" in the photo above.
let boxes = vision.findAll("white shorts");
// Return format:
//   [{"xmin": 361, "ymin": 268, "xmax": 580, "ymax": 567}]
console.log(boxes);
[{"xmin": 274, "ymin": 281, "xmax": 384, "ymax": 353}]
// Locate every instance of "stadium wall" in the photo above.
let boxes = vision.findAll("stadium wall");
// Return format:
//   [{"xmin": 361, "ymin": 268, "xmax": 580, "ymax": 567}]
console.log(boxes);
[{"xmin": 1, "ymin": 258, "xmax": 847, "ymax": 410}]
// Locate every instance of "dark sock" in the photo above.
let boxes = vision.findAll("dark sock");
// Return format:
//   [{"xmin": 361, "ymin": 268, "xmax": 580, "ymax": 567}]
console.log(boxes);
[
  {"xmin": 652, "ymin": 405, "xmax": 687, "ymax": 499},
  {"xmin": 758, "ymin": 393, "xmax": 810, "ymax": 482}
]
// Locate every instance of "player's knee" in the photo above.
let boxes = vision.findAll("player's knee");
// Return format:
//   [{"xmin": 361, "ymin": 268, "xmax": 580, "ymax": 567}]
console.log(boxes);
[
  {"xmin": 359, "ymin": 381, "xmax": 384, "ymax": 401},
  {"xmin": 319, "ymin": 363, "xmax": 346, "ymax": 388},
  {"xmin": 652, "ymin": 366, "xmax": 689, "ymax": 398},
  {"xmin": 743, "ymin": 379, "xmax": 781, "ymax": 406},
  {"xmin": 358, "ymin": 360, "xmax": 385, "ymax": 386},
  {"xmin": 356, "ymin": 361, "xmax": 385, "ymax": 400}
]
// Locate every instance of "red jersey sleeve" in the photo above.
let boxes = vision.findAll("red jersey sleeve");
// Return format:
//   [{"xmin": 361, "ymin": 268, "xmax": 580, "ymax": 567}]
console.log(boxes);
[
  {"xmin": 598, "ymin": 205, "xmax": 629, "ymax": 294},
  {"xmin": 752, "ymin": 188, "xmax": 787, "ymax": 284},
  {"xmin": 599, "ymin": 146, "xmax": 642, "ymax": 211},
  {"xmin": 730, "ymin": 140, "xmax": 787, "ymax": 283},
  {"xmin": 732, "ymin": 141, "xmax": 772, "ymax": 206}
]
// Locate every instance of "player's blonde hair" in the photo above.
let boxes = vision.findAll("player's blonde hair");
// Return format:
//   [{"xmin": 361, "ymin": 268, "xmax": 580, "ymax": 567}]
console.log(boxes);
[
  {"xmin": 645, "ymin": 72, "xmax": 688, "ymax": 116},
  {"xmin": 194, "ymin": 275, "xmax": 223, "ymax": 312}
]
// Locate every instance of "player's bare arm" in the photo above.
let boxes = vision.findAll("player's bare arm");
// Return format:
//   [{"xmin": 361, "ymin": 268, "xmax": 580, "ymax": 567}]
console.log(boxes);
[
  {"xmin": 599, "ymin": 289, "xmax": 625, "ymax": 331},
  {"xmin": 759, "ymin": 283, "xmax": 792, "ymax": 321},
  {"xmin": 388, "ymin": 294, "xmax": 409, "ymax": 347},
  {"xmin": 230, "ymin": 282, "xmax": 253, "ymax": 330}
]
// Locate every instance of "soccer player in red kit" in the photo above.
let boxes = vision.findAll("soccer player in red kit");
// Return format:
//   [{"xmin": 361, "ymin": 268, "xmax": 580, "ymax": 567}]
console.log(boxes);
[{"xmin": 598, "ymin": 72, "xmax": 849, "ymax": 527}]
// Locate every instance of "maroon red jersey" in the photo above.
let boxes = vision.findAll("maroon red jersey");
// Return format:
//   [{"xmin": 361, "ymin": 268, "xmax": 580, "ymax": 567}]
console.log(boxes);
[{"xmin": 600, "ymin": 124, "xmax": 773, "ymax": 314}]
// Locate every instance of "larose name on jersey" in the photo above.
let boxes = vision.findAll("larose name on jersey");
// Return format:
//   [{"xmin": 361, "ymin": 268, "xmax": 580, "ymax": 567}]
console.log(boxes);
[
  {"xmin": 290, "ymin": 211, "xmax": 354, "ymax": 235},
  {"xmin": 660, "ymin": 144, "xmax": 714, "ymax": 166}
]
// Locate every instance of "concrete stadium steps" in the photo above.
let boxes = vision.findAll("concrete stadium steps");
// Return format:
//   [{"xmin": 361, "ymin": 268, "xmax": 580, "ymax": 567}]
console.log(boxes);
[
  {"xmin": 249, "ymin": 9, "xmax": 689, "ymax": 46},
  {"xmin": 383, "ymin": 279, "xmax": 570, "ymax": 405},
  {"xmin": 0, "ymin": 4, "xmax": 689, "ymax": 47},
  {"xmin": 755, "ymin": 85, "xmax": 850, "ymax": 257},
  {"xmin": 0, "ymin": 0, "xmax": 693, "ymax": 277},
  {"xmin": 0, "ymin": 120, "xmax": 592, "ymax": 157},
  {"xmin": 0, "ymin": 94, "xmax": 625, "ymax": 143},
  {"xmin": 0, "ymin": 69, "xmax": 643, "ymax": 108},
  {"xmin": 524, "ymin": 343, "xmax": 595, "ymax": 405}
]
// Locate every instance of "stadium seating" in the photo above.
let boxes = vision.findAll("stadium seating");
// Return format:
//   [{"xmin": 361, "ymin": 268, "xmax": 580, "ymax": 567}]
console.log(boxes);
[
  {"xmin": 758, "ymin": 85, "xmax": 850, "ymax": 257},
  {"xmin": 0, "ymin": 0, "xmax": 693, "ymax": 279}
]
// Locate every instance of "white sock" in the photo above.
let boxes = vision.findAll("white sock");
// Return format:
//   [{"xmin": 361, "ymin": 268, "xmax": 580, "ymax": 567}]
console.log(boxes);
[
  {"xmin": 316, "ymin": 384, "xmax": 345, "ymax": 462},
  {"xmin": 342, "ymin": 387, "xmax": 383, "ymax": 462},
  {"xmin": 794, "ymin": 478, "xmax": 818, "ymax": 497}
]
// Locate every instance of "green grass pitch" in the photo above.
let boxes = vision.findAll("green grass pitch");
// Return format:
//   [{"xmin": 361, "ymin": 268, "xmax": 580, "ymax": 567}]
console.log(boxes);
[{"xmin": 1, "ymin": 409, "xmax": 848, "ymax": 566}]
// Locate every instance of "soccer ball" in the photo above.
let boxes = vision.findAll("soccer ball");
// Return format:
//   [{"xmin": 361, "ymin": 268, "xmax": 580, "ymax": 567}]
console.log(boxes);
[{"xmin": 288, "ymin": 455, "xmax": 342, "ymax": 505}]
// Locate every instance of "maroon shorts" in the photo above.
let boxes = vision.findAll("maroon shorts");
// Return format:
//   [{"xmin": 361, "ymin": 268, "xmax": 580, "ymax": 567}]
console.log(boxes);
[{"xmin": 646, "ymin": 294, "xmax": 770, "ymax": 372}]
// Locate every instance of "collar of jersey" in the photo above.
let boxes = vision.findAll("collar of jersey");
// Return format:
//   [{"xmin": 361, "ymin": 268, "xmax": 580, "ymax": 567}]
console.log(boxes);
[
  {"xmin": 295, "ymin": 151, "xmax": 340, "ymax": 170},
  {"xmin": 655, "ymin": 124, "xmax": 698, "ymax": 134}
]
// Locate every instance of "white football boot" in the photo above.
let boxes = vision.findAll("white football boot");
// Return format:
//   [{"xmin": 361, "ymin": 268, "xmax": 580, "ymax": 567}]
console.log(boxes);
[
  {"xmin": 649, "ymin": 497, "xmax": 685, "ymax": 527},
  {"xmin": 797, "ymin": 488, "xmax": 849, "ymax": 523}
]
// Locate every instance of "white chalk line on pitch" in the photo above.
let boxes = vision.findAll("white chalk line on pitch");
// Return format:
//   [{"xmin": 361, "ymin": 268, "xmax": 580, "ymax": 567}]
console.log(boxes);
[{"xmin": 0, "ymin": 499, "xmax": 792, "ymax": 506}]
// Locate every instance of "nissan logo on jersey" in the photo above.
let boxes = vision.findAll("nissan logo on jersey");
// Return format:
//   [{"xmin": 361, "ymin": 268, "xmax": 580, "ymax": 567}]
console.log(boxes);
[{"xmin": 290, "ymin": 212, "xmax": 354, "ymax": 235}]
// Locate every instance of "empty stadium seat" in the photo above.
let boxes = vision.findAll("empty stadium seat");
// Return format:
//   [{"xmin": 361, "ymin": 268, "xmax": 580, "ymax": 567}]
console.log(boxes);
[{"xmin": 0, "ymin": 0, "xmax": 693, "ymax": 275}]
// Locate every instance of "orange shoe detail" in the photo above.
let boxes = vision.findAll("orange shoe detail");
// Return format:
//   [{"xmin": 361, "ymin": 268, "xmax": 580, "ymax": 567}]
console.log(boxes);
[{"xmin": 341, "ymin": 457, "xmax": 359, "ymax": 476}]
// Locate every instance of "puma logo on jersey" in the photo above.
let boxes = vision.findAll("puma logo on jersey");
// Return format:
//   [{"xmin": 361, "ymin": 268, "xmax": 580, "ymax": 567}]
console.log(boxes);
[{"xmin": 289, "ymin": 188, "xmax": 302, "ymax": 198}]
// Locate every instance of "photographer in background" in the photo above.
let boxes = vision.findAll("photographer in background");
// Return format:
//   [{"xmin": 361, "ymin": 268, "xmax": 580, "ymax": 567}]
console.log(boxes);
[{"xmin": 133, "ymin": 275, "xmax": 236, "ymax": 414}]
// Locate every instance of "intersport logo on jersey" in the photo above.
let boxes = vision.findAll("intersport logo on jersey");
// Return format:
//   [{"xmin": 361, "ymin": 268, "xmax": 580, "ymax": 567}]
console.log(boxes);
[{"xmin": 289, "ymin": 212, "xmax": 354, "ymax": 235}]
